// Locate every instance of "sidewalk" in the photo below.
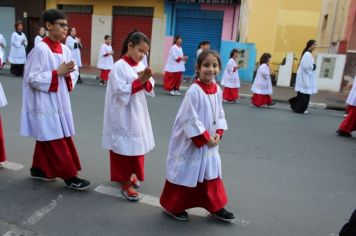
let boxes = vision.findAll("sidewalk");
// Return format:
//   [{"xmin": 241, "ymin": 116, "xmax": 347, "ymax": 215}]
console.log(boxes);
[{"xmin": 80, "ymin": 65, "xmax": 348, "ymax": 111}]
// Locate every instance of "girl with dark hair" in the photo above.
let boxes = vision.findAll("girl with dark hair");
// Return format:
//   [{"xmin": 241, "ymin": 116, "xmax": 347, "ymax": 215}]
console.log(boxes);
[
  {"xmin": 250, "ymin": 53, "xmax": 274, "ymax": 107},
  {"xmin": 289, "ymin": 40, "xmax": 317, "ymax": 114},
  {"xmin": 21, "ymin": 9, "xmax": 90, "ymax": 190},
  {"xmin": 160, "ymin": 50, "xmax": 235, "ymax": 223},
  {"xmin": 163, "ymin": 35, "xmax": 188, "ymax": 96},
  {"xmin": 65, "ymin": 27, "xmax": 83, "ymax": 83},
  {"xmin": 102, "ymin": 31, "xmax": 155, "ymax": 202},
  {"xmin": 97, "ymin": 35, "xmax": 114, "ymax": 86},
  {"xmin": 221, "ymin": 48, "xmax": 240, "ymax": 103},
  {"xmin": 34, "ymin": 26, "xmax": 46, "ymax": 46},
  {"xmin": 9, "ymin": 22, "xmax": 27, "ymax": 76}
]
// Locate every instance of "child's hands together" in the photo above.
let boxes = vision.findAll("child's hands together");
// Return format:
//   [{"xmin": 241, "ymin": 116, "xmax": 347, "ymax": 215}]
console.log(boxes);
[
  {"xmin": 138, "ymin": 68, "xmax": 153, "ymax": 84},
  {"xmin": 208, "ymin": 134, "xmax": 221, "ymax": 148}
]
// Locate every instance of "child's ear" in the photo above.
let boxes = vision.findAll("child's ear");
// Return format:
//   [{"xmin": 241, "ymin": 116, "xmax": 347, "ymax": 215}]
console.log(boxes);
[{"xmin": 128, "ymin": 42, "xmax": 133, "ymax": 48}]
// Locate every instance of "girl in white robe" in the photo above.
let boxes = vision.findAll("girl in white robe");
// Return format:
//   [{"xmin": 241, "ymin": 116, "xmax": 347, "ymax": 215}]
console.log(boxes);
[
  {"xmin": 251, "ymin": 53, "xmax": 274, "ymax": 107},
  {"xmin": 289, "ymin": 40, "xmax": 318, "ymax": 114},
  {"xmin": 163, "ymin": 35, "xmax": 188, "ymax": 96},
  {"xmin": 97, "ymin": 35, "xmax": 114, "ymax": 86},
  {"xmin": 0, "ymin": 33, "xmax": 6, "ymax": 69},
  {"xmin": 0, "ymin": 81, "xmax": 8, "ymax": 165},
  {"xmin": 221, "ymin": 48, "xmax": 240, "ymax": 103},
  {"xmin": 9, "ymin": 22, "xmax": 27, "ymax": 76},
  {"xmin": 66, "ymin": 27, "xmax": 82, "ymax": 83},
  {"xmin": 160, "ymin": 50, "xmax": 235, "ymax": 223},
  {"xmin": 34, "ymin": 27, "xmax": 46, "ymax": 46},
  {"xmin": 102, "ymin": 31, "xmax": 154, "ymax": 202},
  {"xmin": 21, "ymin": 9, "xmax": 90, "ymax": 190},
  {"xmin": 337, "ymin": 77, "xmax": 356, "ymax": 137}
]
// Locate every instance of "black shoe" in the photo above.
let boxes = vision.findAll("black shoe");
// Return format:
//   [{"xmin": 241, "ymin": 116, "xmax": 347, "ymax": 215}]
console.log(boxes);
[
  {"xmin": 336, "ymin": 129, "xmax": 352, "ymax": 137},
  {"xmin": 165, "ymin": 210, "xmax": 189, "ymax": 221},
  {"xmin": 30, "ymin": 167, "xmax": 57, "ymax": 182},
  {"xmin": 64, "ymin": 177, "xmax": 91, "ymax": 190},
  {"xmin": 212, "ymin": 208, "xmax": 236, "ymax": 223},
  {"xmin": 77, "ymin": 78, "xmax": 83, "ymax": 84},
  {"xmin": 267, "ymin": 102, "xmax": 276, "ymax": 106}
]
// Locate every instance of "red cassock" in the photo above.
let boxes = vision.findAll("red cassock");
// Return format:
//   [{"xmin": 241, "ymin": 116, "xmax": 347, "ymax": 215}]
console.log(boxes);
[
  {"xmin": 223, "ymin": 87, "xmax": 239, "ymax": 101},
  {"xmin": 110, "ymin": 151, "xmax": 144, "ymax": 182},
  {"xmin": 339, "ymin": 105, "xmax": 356, "ymax": 134},
  {"xmin": 100, "ymin": 69, "xmax": 110, "ymax": 81},
  {"xmin": 163, "ymin": 72, "xmax": 183, "ymax": 91},
  {"xmin": 251, "ymin": 93, "xmax": 272, "ymax": 107},
  {"xmin": 0, "ymin": 116, "xmax": 6, "ymax": 162}
]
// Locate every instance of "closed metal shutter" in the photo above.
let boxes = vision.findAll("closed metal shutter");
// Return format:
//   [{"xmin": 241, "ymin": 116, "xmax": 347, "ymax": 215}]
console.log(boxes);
[
  {"xmin": 0, "ymin": 6, "xmax": 16, "ymax": 61},
  {"xmin": 175, "ymin": 9, "xmax": 223, "ymax": 76},
  {"xmin": 112, "ymin": 7, "xmax": 153, "ymax": 61}
]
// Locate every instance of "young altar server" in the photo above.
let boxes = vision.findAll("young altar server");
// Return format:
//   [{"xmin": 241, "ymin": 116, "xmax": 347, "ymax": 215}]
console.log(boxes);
[
  {"xmin": 160, "ymin": 50, "xmax": 236, "ymax": 223},
  {"xmin": 337, "ymin": 77, "xmax": 356, "ymax": 137},
  {"xmin": 66, "ymin": 27, "xmax": 82, "ymax": 83},
  {"xmin": 20, "ymin": 9, "xmax": 90, "ymax": 190},
  {"xmin": 0, "ymin": 81, "xmax": 7, "ymax": 167},
  {"xmin": 97, "ymin": 35, "xmax": 114, "ymax": 86},
  {"xmin": 34, "ymin": 27, "xmax": 46, "ymax": 46},
  {"xmin": 0, "ymin": 33, "xmax": 6, "ymax": 69},
  {"xmin": 289, "ymin": 40, "xmax": 318, "ymax": 114},
  {"xmin": 9, "ymin": 22, "xmax": 27, "ymax": 76},
  {"xmin": 221, "ymin": 48, "xmax": 240, "ymax": 103},
  {"xmin": 163, "ymin": 35, "xmax": 188, "ymax": 96},
  {"xmin": 251, "ymin": 53, "xmax": 275, "ymax": 107},
  {"xmin": 102, "ymin": 31, "xmax": 155, "ymax": 202}
]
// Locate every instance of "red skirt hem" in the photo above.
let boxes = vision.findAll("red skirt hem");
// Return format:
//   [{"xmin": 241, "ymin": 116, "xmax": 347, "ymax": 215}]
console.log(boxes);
[
  {"xmin": 109, "ymin": 151, "xmax": 144, "ymax": 182},
  {"xmin": 163, "ymin": 71, "xmax": 183, "ymax": 91},
  {"xmin": 0, "ymin": 116, "xmax": 6, "ymax": 162},
  {"xmin": 100, "ymin": 69, "xmax": 110, "ymax": 81},
  {"xmin": 251, "ymin": 93, "xmax": 272, "ymax": 107},
  {"xmin": 339, "ymin": 106, "xmax": 356, "ymax": 133},
  {"xmin": 32, "ymin": 137, "xmax": 81, "ymax": 179},
  {"xmin": 223, "ymin": 87, "xmax": 239, "ymax": 101},
  {"xmin": 160, "ymin": 178, "xmax": 228, "ymax": 214}
]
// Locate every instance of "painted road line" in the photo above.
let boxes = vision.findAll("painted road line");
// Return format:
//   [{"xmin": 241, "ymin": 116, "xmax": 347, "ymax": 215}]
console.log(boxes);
[
  {"xmin": 94, "ymin": 184, "xmax": 250, "ymax": 225},
  {"xmin": 0, "ymin": 161, "xmax": 24, "ymax": 171}
]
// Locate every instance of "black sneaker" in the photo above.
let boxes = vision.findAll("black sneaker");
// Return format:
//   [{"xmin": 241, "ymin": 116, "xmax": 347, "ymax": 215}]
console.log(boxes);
[
  {"xmin": 165, "ymin": 210, "xmax": 189, "ymax": 221},
  {"xmin": 64, "ymin": 177, "xmax": 91, "ymax": 190},
  {"xmin": 30, "ymin": 167, "xmax": 57, "ymax": 182},
  {"xmin": 336, "ymin": 129, "xmax": 352, "ymax": 137},
  {"xmin": 212, "ymin": 208, "xmax": 236, "ymax": 223},
  {"xmin": 267, "ymin": 102, "xmax": 276, "ymax": 107}
]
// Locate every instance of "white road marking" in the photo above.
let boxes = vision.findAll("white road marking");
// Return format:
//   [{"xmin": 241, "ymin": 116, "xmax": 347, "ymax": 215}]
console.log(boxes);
[
  {"xmin": 22, "ymin": 193, "xmax": 64, "ymax": 226},
  {"xmin": 94, "ymin": 184, "xmax": 250, "ymax": 225},
  {"xmin": 0, "ymin": 161, "xmax": 24, "ymax": 171}
]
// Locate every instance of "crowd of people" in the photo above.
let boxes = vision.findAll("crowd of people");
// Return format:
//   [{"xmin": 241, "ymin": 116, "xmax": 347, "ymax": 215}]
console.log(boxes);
[{"xmin": 0, "ymin": 8, "xmax": 355, "ymax": 230}]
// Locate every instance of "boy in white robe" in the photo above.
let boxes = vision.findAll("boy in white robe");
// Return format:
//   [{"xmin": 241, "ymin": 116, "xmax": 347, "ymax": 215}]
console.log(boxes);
[
  {"xmin": 0, "ymin": 33, "xmax": 6, "ymax": 69},
  {"xmin": 102, "ymin": 31, "xmax": 154, "ymax": 201},
  {"xmin": 160, "ymin": 50, "xmax": 235, "ymax": 223},
  {"xmin": 221, "ymin": 48, "xmax": 240, "ymax": 103},
  {"xmin": 97, "ymin": 35, "xmax": 114, "ymax": 86},
  {"xmin": 21, "ymin": 9, "xmax": 90, "ymax": 190},
  {"xmin": 337, "ymin": 76, "xmax": 356, "ymax": 137},
  {"xmin": 9, "ymin": 22, "xmax": 27, "ymax": 76},
  {"xmin": 66, "ymin": 27, "xmax": 82, "ymax": 83}
]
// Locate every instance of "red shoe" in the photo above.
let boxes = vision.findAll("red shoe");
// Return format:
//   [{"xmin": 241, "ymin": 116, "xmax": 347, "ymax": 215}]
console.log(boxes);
[
  {"xmin": 121, "ymin": 183, "xmax": 140, "ymax": 202},
  {"xmin": 131, "ymin": 175, "xmax": 140, "ymax": 188}
]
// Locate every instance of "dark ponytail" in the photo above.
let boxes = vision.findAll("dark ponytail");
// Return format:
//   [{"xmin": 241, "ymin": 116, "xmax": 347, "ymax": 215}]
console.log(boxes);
[
  {"xmin": 229, "ymin": 48, "xmax": 238, "ymax": 58},
  {"xmin": 120, "ymin": 30, "xmax": 150, "ymax": 57},
  {"xmin": 301, "ymin": 39, "xmax": 316, "ymax": 58}
]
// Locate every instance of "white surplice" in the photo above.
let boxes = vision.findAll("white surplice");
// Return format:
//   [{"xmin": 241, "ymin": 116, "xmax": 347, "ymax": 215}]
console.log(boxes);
[
  {"xmin": 346, "ymin": 77, "xmax": 356, "ymax": 106},
  {"xmin": 295, "ymin": 51, "xmax": 317, "ymax": 94},
  {"xmin": 221, "ymin": 58, "xmax": 240, "ymax": 88},
  {"xmin": 0, "ymin": 34, "xmax": 6, "ymax": 65},
  {"xmin": 164, "ymin": 44, "xmax": 185, "ymax": 72},
  {"xmin": 251, "ymin": 63, "xmax": 273, "ymax": 94},
  {"xmin": 102, "ymin": 59, "xmax": 155, "ymax": 156},
  {"xmin": 166, "ymin": 83, "xmax": 228, "ymax": 187},
  {"xmin": 0, "ymin": 82, "xmax": 7, "ymax": 108},
  {"xmin": 34, "ymin": 35, "xmax": 44, "ymax": 46},
  {"xmin": 20, "ymin": 40, "xmax": 79, "ymax": 141},
  {"xmin": 97, "ymin": 43, "xmax": 114, "ymax": 70},
  {"xmin": 8, "ymin": 32, "xmax": 27, "ymax": 64},
  {"xmin": 65, "ymin": 36, "xmax": 82, "ymax": 67}
]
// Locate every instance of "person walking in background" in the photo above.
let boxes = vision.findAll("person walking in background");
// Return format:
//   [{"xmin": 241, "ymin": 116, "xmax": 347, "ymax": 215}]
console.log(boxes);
[
  {"xmin": 0, "ymin": 33, "xmax": 6, "ymax": 69},
  {"xmin": 163, "ymin": 35, "xmax": 188, "ymax": 96},
  {"xmin": 34, "ymin": 26, "xmax": 46, "ymax": 46},
  {"xmin": 221, "ymin": 48, "xmax": 240, "ymax": 103},
  {"xmin": 66, "ymin": 27, "xmax": 83, "ymax": 83},
  {"xmin": 289, "ymin": 40, "xmax": 317, "ymax": 114},
  {"xmin": 250, "ymin": 53, "xmax": 275, "ymax": 107},
  {"xmin": 160, "ymin": 50, "xmax": 235, "ymax": 223},
  {"xmin": 337, "ymin": 76, "xmax": 356, "ymax": 137},
  {"xmin": 102, "ymin": 31, "xmax": 155, "ymax": 202},
  {"xmin": 21, "ymin": 9, "xmax": 90, "ymax": 190},
  {"xmin": 97, "ymin": 35, "xmax": 114, "ymax": 86},
  {"xmin": 9, "ymin": 22, "xmax": 27, "ymax": 77}
]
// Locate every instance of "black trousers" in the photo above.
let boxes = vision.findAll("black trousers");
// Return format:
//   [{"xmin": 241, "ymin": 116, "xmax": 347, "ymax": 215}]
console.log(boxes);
[
  {"xmin": 10, "ymin": 64, "xmax": 24, "ymax": 77},
  {"xmin": 289, "ymin": 92, "xmax": 310, "ymax": 113},
  {"xmin": 340, "ymin": 210, "xmax": 356, "ymax": 236}
]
